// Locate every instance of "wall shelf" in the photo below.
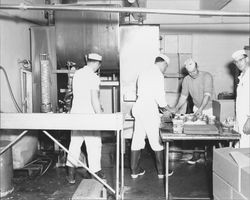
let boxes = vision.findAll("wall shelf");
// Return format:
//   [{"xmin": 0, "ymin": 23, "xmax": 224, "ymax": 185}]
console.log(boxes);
[{"xmin": 164, "ymin": 73, "xmax": 184, "ymax": 78}]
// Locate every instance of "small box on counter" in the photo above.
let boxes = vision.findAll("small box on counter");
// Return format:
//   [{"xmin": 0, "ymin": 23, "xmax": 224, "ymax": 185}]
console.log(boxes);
[{"xmin": 213, "ymin": 147, "xmax": 250, "ymax": 199}]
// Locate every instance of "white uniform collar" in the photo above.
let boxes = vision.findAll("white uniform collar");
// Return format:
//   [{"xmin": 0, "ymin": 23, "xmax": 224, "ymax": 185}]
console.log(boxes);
[{"xmin": 238, "ymin": 66, "xmax": 249, "ymax": 80}]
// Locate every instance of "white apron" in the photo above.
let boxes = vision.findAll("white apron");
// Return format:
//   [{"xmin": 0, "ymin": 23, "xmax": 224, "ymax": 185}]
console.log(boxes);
[{"xmin": 235, "ymin": 67, "xmax": 250, "ymax": 148}]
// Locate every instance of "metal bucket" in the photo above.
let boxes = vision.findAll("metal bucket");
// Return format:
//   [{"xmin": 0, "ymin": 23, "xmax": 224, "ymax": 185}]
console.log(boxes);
[{"xmin": 0, "ymin": 140, "xmax": 14, "ymax": 197}]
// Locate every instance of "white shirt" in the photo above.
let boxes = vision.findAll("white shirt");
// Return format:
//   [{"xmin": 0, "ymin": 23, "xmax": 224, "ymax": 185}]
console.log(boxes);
[
  {"xmin": 136, "ymin": 65, "xmax": 167, "ymax": 108},
  {"xmin": 236, "ymin": 66, "xmax": 250, "ymax": 120},
  {"xmin": 71, "ymin": 66, "xmax": 100, "ymax": 114}
]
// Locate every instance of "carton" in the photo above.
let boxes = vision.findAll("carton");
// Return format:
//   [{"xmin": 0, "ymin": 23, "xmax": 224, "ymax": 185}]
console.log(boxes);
[
  {"xmin": 232, "ymin": 189, "xmax": 248, "ymax": 200},
  {"xmin": 213, "ymin": 172, "xmax": 233, "ymax": 200},
  {"xmin": 241, "ymin": 166, "xmax": 250, "ymax": 200},
  {"xmin": 213, "ymin": 147, "xmax": 250, "ymax": 192}
]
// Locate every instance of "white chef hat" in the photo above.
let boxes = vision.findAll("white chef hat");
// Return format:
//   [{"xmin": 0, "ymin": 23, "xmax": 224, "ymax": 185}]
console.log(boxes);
[
  {"xmin": 184, "ymin": 58, "xmax": 196, "ymax": 71},
  {"xmin": 158, "ymin": 54, "xmax": 170, "ymax": 65},
  {"xmin": 232, "ymin": 50, "xmax": 247, "ymax": 61},
  {"xmin": 88, "ymin": 53, "xmax": 102, "ymax": 61}
]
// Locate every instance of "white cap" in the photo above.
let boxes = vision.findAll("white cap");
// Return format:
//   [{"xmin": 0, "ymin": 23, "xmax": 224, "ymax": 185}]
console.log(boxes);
[
  {"xmin": 232, "ymin": 50, "xmax": 247, "ymax": 61},
  {"xmin": 184, "ymin": 58, "xmax": 196, "ymax": 71},
  {"xmin": 88, "ymin": 53, "xmax": 102, "ymax": 61},
  {"xmin": 158, "ymin": 54, "xmax": 170, "ymax": 65}
]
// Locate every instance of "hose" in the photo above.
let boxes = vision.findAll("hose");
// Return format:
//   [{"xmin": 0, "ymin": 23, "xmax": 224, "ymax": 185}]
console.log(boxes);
[{"xmin": 0, "ymin": 65, "xmax": 22, "ymax": 113}]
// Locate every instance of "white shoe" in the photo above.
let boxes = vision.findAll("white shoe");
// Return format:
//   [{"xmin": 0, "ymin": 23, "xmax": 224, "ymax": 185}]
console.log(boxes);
[
  {"xmin": 131, "ymin": 168, "xmax": 145, "ymax": 179},
  {"xmin": 158, "ymin": 170, "xmax": 173, "ymax": 179}
]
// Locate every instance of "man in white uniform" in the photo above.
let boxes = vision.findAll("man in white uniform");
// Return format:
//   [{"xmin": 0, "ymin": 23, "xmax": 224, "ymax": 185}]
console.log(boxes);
[
  {"xmin": 232, "ymin": 50, "xmax": 250, "ymax": 148},
  {"xmin": 131, "ymin": 54, "xmax": 174, "ymax": 179},
  {"xmin": 66, "ymin": 53, "xmax": 104, "ymax": 184}
]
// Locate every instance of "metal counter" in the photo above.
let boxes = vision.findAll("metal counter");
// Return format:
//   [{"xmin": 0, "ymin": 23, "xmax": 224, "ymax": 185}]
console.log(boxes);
[{"xmin": 160, "ymin": 122, "xmax": 241, "ymax": 200}]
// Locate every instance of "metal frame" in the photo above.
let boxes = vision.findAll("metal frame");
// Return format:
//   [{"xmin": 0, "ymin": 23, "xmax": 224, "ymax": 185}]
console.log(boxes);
[
  {"xmin": 160, "ymin": 131, "xmax": 241, "ymax": 200},
  {"xmin": 0, "ymin": 113, "xmax": 124, "ymax": 200}
]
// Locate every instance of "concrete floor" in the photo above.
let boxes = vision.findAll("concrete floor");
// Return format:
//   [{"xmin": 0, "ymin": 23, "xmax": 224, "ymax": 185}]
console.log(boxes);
[{"xmin": 1, "ymin": 145, "xmax": 213, "ymax": 200}]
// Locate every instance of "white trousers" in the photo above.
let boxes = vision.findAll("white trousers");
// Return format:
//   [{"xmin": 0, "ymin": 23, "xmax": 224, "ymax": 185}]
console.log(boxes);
[
  {"xmin": 131, "ymin": 101, "xmax": 164, "ymax": 151},
  {"xmin": 66, "ymin": 130, "xmax": 102, "ymax": 173}
]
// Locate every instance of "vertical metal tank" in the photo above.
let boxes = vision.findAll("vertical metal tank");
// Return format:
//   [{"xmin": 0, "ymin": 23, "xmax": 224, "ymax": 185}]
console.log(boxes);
[{"xmin": 0, "ymin": 140, "xmax": 14, "ymax": 197}]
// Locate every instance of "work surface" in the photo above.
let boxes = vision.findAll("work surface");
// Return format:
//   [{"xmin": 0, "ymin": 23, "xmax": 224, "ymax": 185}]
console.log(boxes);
[
  {"xmin": 160, "ymin": 122, "xmax": 241, "ymax": 141},
  {"xmin": 160, "ymin": 122, "xmax": 241, "ymax": 200}
]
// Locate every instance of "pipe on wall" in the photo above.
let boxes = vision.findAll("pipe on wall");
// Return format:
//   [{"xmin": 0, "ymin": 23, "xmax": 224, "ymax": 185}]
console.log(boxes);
[{"xmin": 0, "ymin": 4, "xmax": 249, "ymax": 17}]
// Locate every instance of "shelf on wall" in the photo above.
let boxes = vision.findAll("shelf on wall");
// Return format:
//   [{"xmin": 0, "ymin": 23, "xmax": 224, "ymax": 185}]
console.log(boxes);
[
  {"xmin": 53, "ymin": 70, "xmax": 75, "ymax": 74},
  {"xmin": 164, "ymin": 73, "xmax": 184, "ymax": 78}
]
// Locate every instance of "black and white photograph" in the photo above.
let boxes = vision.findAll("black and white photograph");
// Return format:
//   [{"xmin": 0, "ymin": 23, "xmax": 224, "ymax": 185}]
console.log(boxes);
[{"xmin": 0, "ymin": 0, "xmax": 249, "ymax": 199}]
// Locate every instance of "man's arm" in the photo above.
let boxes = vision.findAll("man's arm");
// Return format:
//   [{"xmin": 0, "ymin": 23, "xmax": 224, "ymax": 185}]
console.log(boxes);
[
  {"xmin": 243, "ymin": 116, "xmax": 250, "ymax": 135},
  {"xmin": 195, "ymin": 73, "xmax": 213, "ymax": 117},
  {"xmin": 175, "ymin": 95, "xmax": 188, "ymax": 112},
  {"xmin": 91, "ymin": 90, "xmax": 102, "ymax": 113},
  {"xmin": 194, "ymin": 95, "xmax": 210, "ymax": 117},
  {"xmin": 174, "ymin": 77, "xmax": 189, "ymax": 113}
]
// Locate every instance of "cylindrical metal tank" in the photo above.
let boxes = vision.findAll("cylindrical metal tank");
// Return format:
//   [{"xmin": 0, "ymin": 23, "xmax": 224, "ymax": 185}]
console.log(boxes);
[{"xmin": 0, "ymin": 140, "xmax": 14, "ymax": 197}]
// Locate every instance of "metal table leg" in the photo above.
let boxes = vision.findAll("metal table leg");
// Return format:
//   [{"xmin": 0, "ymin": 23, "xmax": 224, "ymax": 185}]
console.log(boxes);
[
  {"xmin": 116, "ymin": 130, "xmax": 120, "ymax": 200},
  {"xmin": 165, "ymin": 141, "xmax": 169, "ymax": 200}
]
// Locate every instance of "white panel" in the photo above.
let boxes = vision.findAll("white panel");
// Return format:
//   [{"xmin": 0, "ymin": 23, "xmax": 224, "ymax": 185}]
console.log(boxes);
[
  {"xmin": 164, "ymin": 78, "xmax": 180, "ymax": 93},
  {"xmin": 164, "ymin": 35, "xmax": 178, "ymax": 53},
  {"xmin": 120, "ymin": 25, "xmax": 160, "ymax": 115},
  {"xmin": 0, "ymin": 113, "xmax": 123, "ymax": 131},
  {"xmin": 165, "ymin": 53, "xmax": 179, "ymax": 73},
  {"xmin": 179, "ymin": 35, "xmax": 193, "ymax": 53}
]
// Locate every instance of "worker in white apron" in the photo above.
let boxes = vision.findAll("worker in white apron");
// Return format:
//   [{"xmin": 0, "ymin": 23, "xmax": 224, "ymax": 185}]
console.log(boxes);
[
  {"xmin": 174, "ymin": 58, "xmax": 214, "ymax": 164},
  {"xmin": 232, "ymin": 50, "xmax": 250, "ymax": 148},
  {"xmin": 131, "ymin": 54, "xmax": 174, "ymax": 179},
  {"xmin": 66, "ymin": 53, "xmax": 104, "ymax": 184}
]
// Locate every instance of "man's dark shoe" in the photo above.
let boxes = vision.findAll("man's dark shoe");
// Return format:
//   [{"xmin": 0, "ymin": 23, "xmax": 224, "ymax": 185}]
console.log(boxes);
[
  {"xmin": 131, "ymin": 167, "xmax": 145, "ymax": 179},
  {"xmin": 187, "ymin": 156, "xmax": 199, "ymax": 165},
  {"xmin": 95, "ymin": 170, "xmax": 106, "ymax": 179},
  {"xmin": 66, "ymin": 167, "xmax": 76, "ymax": 184},
  {"xmin": 187, "ymin": 152, "xmax": 200, "ymax": 165},
  {"xmin": 158, "ymin": 170, "xmax": 174, "ymax": 179}
]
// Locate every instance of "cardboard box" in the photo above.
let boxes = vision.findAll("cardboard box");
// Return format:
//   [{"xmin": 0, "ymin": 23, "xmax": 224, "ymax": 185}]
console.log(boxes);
[
  {"xmin": 213, "ymin": 194, "xmax": 220, "ymax": 200},
  {"xmin": 232, "ymin": 187, "xmax": 248, "ymax": 200},
  {"xmin": 212, "ymin": 100, "xmax": 235, "ymax": 122},
  {"xmin": 213, "ymin": 147, "xmax": 250, "ymax": 191},
  {"xmin": 241, "ymin": 166, "xmax": 250, "ymax": 200},
  {"xmin": 213, "ymin": 172, "xmax": 233, "ymax": 200}
]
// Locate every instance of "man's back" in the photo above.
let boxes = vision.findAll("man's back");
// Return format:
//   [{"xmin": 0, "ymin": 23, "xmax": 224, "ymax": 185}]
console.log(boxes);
[
  {"xmin": 136, "ymin": 66, "xmax": 167, "ymax": 108},
  {"xmin": 71, "ymin": 66, "xmax": 100, "ymax": 114}
]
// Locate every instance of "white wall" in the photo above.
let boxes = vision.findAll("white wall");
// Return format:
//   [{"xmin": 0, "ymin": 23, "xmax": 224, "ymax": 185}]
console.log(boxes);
[
  {"xmin": 192, "ymin": 31, "xmax": 248, "ymax": 96},
  {"xmin": 0, "ymin": 0, "xmax": 249, "ymax": 112},
  {"xmin": 145, "ymin": 0, "xmax": 249, "ymax": 97},
  {"xmin": 0, "ymin": 0, "xmax": 45, "ymax": 112}
]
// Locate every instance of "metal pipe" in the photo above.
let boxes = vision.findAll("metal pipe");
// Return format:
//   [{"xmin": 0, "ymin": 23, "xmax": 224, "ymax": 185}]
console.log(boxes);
[
  {"xmin": 0, "ymin": 4, "xmax": 249, "ymax": 17},
  {"xmin": 115, "ymin": 129, "xmax": 120, "ymax": 200},
  {"xmin": 0, "ymin": 130, "xmax": 28, "ymax": 155},
  {"xmin": 121, "ymin": 129, "xmax": 124, "ymax": 200},
  {"xmin": 42, "ymin": 130, "xmax": 116, "ymax": 195}
]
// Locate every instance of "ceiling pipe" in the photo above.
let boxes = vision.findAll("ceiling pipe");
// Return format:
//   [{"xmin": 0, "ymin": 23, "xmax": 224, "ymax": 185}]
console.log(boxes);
[{"xmin": 0, "ymin": 4, "xmax": 249, "ymax": 17}]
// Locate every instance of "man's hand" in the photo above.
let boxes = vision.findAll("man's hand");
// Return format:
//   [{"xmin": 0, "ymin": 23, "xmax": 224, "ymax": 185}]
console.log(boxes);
[
  {"xmin": 243, "ymin": 117, "xmax": 250, "ymax": 135},
  {"xmin": 194, "ymin": 108, "xmax": 203, "ymax": 118},
  {"xmin": 168, "ymin": 107, "xmax": 177, "ymax": 114}
]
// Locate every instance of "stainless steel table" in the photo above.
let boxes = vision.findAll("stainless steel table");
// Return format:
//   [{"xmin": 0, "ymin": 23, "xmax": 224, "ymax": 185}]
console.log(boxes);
[{"xmin": 160, "ymin": 123, "xmax": 241, "ymax": 200}]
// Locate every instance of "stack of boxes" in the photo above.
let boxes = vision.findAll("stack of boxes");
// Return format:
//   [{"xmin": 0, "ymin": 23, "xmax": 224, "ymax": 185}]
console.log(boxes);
[{"xmin": 213, "ymin": 148, "xmax": 250, "ymax": 200}]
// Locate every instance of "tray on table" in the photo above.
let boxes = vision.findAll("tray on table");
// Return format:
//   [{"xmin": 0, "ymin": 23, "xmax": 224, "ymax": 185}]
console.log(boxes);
[{"xmin": 183, "ymin": 124, "xmax": 219, "ymax": 135}]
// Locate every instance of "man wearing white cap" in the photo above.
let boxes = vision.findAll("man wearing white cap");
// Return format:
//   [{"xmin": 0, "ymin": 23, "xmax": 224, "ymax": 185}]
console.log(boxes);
[
  {"xmin": 66, "ymin": 53, "xmax": 104, "ymax": 183},
  {"xmin": 174, "ymin": 58, "xmax": 214, "ymax": 164},
  {"xmin": 130, "ymin": 54, "xmax": 174, "ymax": 179},
  {"xmin": 232, "ymin": 50, "xmax": 250, "ymax": 147}
]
